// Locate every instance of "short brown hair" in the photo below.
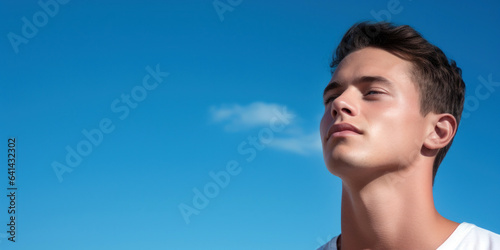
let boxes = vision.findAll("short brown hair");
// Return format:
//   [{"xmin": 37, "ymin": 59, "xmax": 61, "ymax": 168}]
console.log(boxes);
[{"xmin": 330, "ymin": 22, "xmax": 466, "ymax": 182}]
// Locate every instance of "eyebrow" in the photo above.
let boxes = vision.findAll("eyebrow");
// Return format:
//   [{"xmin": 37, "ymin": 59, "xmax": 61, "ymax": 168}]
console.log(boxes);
[
  {"xmin": 323, "ymin": 81, "xmax": 342, "ymax": 97},
  {"xmin": 323, "ymin": 76, "xmax": 393, "ymax": 97}
]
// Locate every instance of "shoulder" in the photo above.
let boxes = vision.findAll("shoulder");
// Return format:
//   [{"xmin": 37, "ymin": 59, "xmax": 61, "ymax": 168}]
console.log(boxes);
[
  {"xmin": 317, "ymin": 235, "xmax": 339, "ymax": 250},
  {"xmin": 438, "ymin": 222, "xmax": 500, "ymax": 250}
]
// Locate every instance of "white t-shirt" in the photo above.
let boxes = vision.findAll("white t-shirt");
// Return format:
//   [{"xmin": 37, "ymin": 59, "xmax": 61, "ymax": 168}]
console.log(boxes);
[{"xmin": 317, "ymin": 223, "xmax": 500, "ymax": 250}]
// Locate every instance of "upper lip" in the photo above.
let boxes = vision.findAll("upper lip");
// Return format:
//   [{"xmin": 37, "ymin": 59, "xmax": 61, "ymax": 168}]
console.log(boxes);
[{"xmin": 326, "ymin": 122, "xmax": 362, "ymax": 140}]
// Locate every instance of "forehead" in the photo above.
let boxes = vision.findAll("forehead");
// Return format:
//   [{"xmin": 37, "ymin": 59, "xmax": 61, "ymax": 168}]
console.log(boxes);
[{"xmin": 331, "ymin": 47, "xmax": 414, "ymax": 87}]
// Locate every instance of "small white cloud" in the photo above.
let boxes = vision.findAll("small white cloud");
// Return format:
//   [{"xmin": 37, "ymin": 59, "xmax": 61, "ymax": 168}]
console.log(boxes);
[
  {"xmin": 210, "ymin": 102, "xmax": 322, "ymax": 155},
  {"xmin": 269, "ymin": 132, "xmax": 322, "ymax": 155},
  {"xmin": 209, "ymin": 102, "xmax": 294, "ymax": 131}
]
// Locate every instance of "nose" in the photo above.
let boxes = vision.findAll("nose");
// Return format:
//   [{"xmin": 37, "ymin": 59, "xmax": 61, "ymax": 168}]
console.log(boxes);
[{"xmin": 330, "ymin": 90, "xmax": 357, "ymax": 119}]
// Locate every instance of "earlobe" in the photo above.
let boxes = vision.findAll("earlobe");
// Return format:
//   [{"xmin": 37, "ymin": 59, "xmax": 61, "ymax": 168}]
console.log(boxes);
[{"xmin": 423, "ymin": 114, "xmax": 457, "ymax": 150}]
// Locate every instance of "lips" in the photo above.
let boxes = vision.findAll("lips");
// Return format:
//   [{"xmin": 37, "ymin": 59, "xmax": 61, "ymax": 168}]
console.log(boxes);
[{"xmin": 326, "ymin": 123, "xmax": 362, "ymax": 141}]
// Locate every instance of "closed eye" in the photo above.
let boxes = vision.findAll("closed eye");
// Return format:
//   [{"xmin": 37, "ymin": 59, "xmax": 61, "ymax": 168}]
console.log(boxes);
[
  {"xmin": 323, "ymin": 95, "xmax": 338, "ymax": 105},
  {"xmin": 366, "ymin": 90, "xmax": 383, "ymax": 95}
]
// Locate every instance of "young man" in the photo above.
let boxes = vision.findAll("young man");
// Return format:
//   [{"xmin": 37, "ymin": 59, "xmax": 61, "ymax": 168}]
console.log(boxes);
[{"xmin": 318, "ymin": 22, "xmax": 500, "ymax": 250}]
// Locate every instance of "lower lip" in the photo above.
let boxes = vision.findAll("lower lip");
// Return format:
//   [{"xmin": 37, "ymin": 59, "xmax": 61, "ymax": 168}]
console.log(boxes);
[{"xmin": 331, "ymin": 130, "xmax": 360, "ymax": 138}]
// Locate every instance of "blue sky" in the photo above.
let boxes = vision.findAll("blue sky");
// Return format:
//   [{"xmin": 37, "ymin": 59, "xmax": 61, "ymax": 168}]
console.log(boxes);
[{"xmin": 1, "ymin": 0, "xmax": 499, "ymax": 249}]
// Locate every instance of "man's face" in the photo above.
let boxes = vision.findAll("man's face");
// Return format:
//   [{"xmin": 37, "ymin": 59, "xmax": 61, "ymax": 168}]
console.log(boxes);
[{"xmin": 320, "ymin": 47, "xmax": 428, "ymax": 177}]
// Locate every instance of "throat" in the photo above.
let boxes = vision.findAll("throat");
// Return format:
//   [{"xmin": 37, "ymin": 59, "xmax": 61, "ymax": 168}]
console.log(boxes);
[{"xmin": 338, "ymin": 177, "xmax": 452, "ymax": 249}]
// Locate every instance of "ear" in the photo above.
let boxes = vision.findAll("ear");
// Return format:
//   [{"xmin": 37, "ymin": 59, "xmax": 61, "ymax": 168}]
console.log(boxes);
[{"xmin": 423, "ymin": 113, "xmax": 457, "ymax": 150}]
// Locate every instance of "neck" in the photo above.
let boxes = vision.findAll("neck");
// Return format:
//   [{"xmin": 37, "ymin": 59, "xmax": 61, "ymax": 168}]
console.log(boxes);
[{"xmin": 338, "ymin": 163, "xmax": 458, "ymax": 250}]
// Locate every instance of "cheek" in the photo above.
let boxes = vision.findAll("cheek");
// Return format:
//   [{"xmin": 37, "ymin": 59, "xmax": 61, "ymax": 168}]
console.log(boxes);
[
  {"xmin": 367, "ymin": 106, "xmax": 408, "ymax": 141},
  {"xmin": 370, "ymin": 106, "xmax": 424, "ymax": 150},
  {"xmin": 320, "ymin": 111, "xmax": 332, "ymax": 140}
]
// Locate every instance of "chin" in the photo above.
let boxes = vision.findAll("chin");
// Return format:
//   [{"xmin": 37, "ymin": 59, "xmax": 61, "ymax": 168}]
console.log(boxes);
[
  {"xmin": 325, "ymin": 155, "xmax": 358, "ymax": 174},
  {"xmin": 324, "ymin": 150, "xmax": 376, "ymax": 173},
  {"xmin": 325, "ymin": 144, "xmax": 360, "ymax": 162}
]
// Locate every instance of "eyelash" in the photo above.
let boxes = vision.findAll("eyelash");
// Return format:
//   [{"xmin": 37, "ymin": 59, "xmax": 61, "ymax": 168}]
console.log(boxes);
[
  {"xmin": 323, "ymin": 90, "xmax": 383, "ymax": 105},
  {"xmin": 323, "ymin": 96, "xmax": 338, "ymax": 105},
  {"xmin": 365, "ymin": 90, "xmax": 382, "ymax": 96}
]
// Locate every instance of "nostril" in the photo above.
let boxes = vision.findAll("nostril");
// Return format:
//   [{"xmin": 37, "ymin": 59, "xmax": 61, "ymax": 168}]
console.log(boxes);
[{"xmin": 342, "ymin": 108, "xmax": 352, "ymax": 114}]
